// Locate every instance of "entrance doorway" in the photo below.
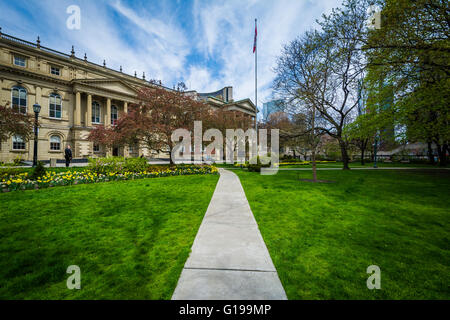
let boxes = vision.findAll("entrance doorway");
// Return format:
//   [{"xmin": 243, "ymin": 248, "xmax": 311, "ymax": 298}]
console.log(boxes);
[{"xmin": 113, "ymin": 147, "xmax": 119, "ymax": 157}]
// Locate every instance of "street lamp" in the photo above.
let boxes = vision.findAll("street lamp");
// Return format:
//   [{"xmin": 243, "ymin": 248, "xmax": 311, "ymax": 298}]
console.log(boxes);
[{"xmin": 32, "ymin": 103, "xmax": 41, "ymax": 167}]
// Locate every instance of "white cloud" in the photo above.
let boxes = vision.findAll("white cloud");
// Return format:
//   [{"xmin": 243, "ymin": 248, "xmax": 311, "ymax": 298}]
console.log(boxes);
[
  {"xmin": 189, "ymin": 0, "xmax": 341, "ymax": 106},
  {"xmin": 0, "ymin": 0, "xmax": 342, "ymax": 106}
]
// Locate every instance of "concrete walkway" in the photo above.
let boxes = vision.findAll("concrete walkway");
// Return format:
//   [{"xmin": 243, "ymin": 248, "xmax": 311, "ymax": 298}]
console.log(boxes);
[{"xmin": 172, "ymin": 168, "xmax": 287, "ymax": 300}]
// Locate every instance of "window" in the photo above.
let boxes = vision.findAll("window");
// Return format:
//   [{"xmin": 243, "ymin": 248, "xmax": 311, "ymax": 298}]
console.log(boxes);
[
  {"xmin": 50, "ymin": 66, "xmax": 60, "ymax": 76},
  {"xmin": 11, "ymin": 86, "xmax": 27, "ymax": 114},
  {"xmin": 92, "ymin": 101, "xmax": 101, "ymax": 124},
  {"xmin": 111, "ymin": 105, "xmax": 118, "ymax": 125},
  {"xmin": 12, "ymin": 135, "xmax": 25, "ymax": 150},
  {"xmin": 49, "ymin": 93, "xmax": 62, "ymax": 118},
  {"xmin": 50, "ymin": 135, "xmax": 61, "ymax": 151},
  {"xmin": 14, "ymin": 56, "xmax": 26, "ymax": 67},
  {"xmin": 93, "ymin": 144, "xmax": 100, "ymax": 152}
]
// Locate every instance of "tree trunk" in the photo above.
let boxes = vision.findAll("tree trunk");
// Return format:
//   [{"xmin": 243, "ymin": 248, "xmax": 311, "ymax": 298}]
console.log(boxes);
[
  {"xmin": 311, "ymin": 105, "xmax": 317, "ymax": 182},
  {"xmin": 339, "ymin": 140, "xmax": 350, "ymax": 170},
  {"xmin": 360, "ymin": 139, "xmax": 367, "ymax": 166},
  {"xmin": 427, "ymin": 140, "xmax": 435, "ymax": 165},
  {"xmin": 436, "ymin": 142, "xmax": 448, "ymax": 166},
  {"xmin": 312, "ymin": 149, "xmax": 317, "ymax": 182}
]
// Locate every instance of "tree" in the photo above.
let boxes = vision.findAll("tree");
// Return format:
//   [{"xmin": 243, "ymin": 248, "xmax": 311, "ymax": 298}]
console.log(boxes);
[
  {"xmin": 0, "ymin": 104, "xmax": 34, "ymax": 143},
  {"xmin": 89, "ymin": 87, "xmax": 210, "ymax": 164},
  {"xmin": 344, "ymin": 111, "xmax": 378, "ymax": 165},
  {"xmin": 364, "ymin": 0, "xmax": 450, "ymax": 165},
  {"xmin": 264, "ymin": 111, "xmax": 294, "ymax": 155},
  {"xmin": 274, "ymin": 0, "xmax": 370, "ymax": 170}
]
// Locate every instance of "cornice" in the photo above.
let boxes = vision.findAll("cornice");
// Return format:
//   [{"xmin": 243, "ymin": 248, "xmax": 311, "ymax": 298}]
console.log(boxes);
[{"xmin": 0, "ymin": 64, "xmax": 70, "ymax": 86}]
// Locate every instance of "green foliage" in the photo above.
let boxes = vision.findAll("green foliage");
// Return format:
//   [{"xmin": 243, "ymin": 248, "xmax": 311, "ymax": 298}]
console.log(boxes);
[
  {"xmin": 13, "ymin": 155, "xmax": 23, "ymax": 166},
  {"xmin": 247, "ymin": 155, "xmax": 272, "ymax": 172},
  {"xmin": 88, "ymin": 157, "xmax": 157, "ymax": 174},
  {"xmin": 124, "ymin": 157, "xmax": 148, "ymax": 172},
  {"xmin": 31, "ymin": 161, "xmax": 46, "ymax": 180},
  {"xmin": 88, "ymin": 156, "xmax": 126, "ymax": 174},
  {"xmin": 364, "ymin": 0, "xmax": 449, "ymax": 150}
]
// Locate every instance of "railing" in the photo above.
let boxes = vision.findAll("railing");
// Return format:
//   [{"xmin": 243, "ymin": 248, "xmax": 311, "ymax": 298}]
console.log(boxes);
[{"xmin": 0, "ymin": 31, "xmax": 72, "ymax": 59}]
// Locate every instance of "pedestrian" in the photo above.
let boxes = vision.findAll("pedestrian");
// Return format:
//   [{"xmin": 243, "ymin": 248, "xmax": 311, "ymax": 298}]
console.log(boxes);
[{"xmin": 64, "ymin": 144, "xmax": 73, "ymax": 167}]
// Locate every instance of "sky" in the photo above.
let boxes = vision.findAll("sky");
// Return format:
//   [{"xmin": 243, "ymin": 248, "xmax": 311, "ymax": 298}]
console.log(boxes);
[{"xmin": 0, "ymin": 0, "xmax": 341, "ymax": 112}]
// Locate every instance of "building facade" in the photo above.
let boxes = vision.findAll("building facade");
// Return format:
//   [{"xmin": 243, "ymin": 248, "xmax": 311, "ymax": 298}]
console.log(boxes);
[{"xmin": 0, "ymin": 30, "xmax": 256, "ymax": 163}]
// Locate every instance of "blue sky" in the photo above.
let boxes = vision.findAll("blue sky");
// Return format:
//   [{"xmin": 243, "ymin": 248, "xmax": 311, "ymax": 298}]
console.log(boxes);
[{"xmin": 0, "ymin": 0, "xmax": 340, "ymax": 107}]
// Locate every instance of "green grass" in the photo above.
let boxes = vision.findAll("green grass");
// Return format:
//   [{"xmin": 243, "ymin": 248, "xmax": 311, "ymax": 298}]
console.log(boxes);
[
  {"xmin": 279, "ymin": 162, "xmax": 447, "ymax": 168},
  {"xmin": 0, "ymin": 174, "xmax": 219, "ymax": 299},
  {"xmin": 234, "ymin": 168, "xmax": 450, "ymax": 299}
]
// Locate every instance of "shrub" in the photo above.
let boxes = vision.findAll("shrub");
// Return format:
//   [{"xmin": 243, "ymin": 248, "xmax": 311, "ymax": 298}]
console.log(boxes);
[
  {"xmin": 247, "ymin": 156, "xmax": 271, "ymax": 172},
  {"xmin": 13, "ymin": 155, "xmax": 23, "ymax": 166},
  {"xmin": 124, "ymin": 157, "xmax": 148, "ymax": 172},
  {"xmin": 88, "ymin": 157, "xmax": 125, "ymax": 174},
  {"xmin": 31, "ymin": 161, "xmax": 46, "ymax": 180}
]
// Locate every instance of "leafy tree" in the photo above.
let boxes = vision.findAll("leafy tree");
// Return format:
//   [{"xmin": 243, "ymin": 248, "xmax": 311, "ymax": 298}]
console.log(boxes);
[
  {"xmin": 89, "ymin": 87, "xmax": 210, "ymax": 164},
  {"xmin": 0, "ymin": 104, "xmax": 34, "ymax": 143},
  {"xmin": 364, "ymin": 0, "xmax": 449, "ymax": 165}
]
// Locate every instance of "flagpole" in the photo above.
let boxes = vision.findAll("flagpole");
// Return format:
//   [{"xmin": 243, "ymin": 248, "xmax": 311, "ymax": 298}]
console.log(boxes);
[{"xmin": 254, "ymin": 18, "xmax": 258, "ymax": 132}]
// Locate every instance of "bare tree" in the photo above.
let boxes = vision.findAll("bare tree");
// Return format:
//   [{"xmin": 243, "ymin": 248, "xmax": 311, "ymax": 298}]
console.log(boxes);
[{"xmin": 274, "ymin": 0, "xmax": 370, "ymax": 170}]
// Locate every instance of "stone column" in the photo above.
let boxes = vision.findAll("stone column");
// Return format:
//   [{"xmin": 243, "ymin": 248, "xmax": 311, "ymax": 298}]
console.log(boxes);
[
  {"xmin": 75, "ymin": 91, "xmax": 81, "ymax": 126},
  {"xmin": 87, "ymin": 94, "xmax": 92, "ymax": 127},
  {"xmin": 106, "ymin": 98, "xmax": 111, "ymax": 127},
  {"xmin": 124, "ymin": 101, "xmax": 128, "ymax": 114}
]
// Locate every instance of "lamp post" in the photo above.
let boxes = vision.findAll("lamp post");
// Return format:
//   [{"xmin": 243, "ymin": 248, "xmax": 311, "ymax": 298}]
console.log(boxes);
[{"xmin": 32, "ymin": 103, "xmax": 41, "ymax": 167}]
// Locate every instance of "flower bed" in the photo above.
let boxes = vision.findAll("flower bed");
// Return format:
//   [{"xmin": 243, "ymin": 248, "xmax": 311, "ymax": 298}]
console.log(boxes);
[{"xmin": 1, "ymin": 165, "xmax": 218, "ymax": 192}]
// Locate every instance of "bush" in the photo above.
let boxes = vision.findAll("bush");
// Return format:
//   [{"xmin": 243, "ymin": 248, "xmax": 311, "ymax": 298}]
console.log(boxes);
[
  {"xmin": 247, "ymin": 156, "xmax": 271, "ymax": 172},
  {"xmin": 13, "ymin": 155, "xmax": 23, "ymax": 166},
  {"xmin": 88, "ymin": 157, "xmax": 125, "ymax": 174},
  {"xmin": 124, "ymin": 157, "xmax": 148, "ymax": 172},
  {"xmin": 31, "ymin": 161, "xmax": 46, "ymax": 180},
  {"xmin": 88, "ymin": 156, "xmax": 150, "ymax": 174}
]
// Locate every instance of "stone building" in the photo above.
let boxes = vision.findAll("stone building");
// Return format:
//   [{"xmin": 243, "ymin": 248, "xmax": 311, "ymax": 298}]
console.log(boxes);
[{"xmin": 0, "ymin": 29, "xmax": 256, "ymax": 163}]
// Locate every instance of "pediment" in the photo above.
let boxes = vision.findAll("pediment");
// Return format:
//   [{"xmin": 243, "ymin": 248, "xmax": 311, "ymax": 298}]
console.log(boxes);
[{"xmin": 74, "ymin": 78, "xmax": 139, "ymax": 96}]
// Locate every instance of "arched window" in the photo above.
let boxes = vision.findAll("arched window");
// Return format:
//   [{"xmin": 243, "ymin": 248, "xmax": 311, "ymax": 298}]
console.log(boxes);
[
  {"xmin": 50, "ymin": 135, "xmax": 61, "ymax": 151},
  {"xmin": 111, "ymin": 105, "xmax": 118, "ymax": 125},
  {"xmin": 11, "ymin": 86, "xmax": 27, "ymax": 114},
  {"xmin": 92, "ymin": 101, "xmax": 101, "ymax": 124},
  {"xmin": 49, "ymin": 93, "xmax": 62, "ymax": 118},
  {"xmin": 12, "ymin": 135, "xmax": 25, "ymax": 150}
]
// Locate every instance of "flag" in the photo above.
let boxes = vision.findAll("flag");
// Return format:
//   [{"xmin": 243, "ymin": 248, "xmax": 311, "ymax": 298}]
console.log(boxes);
[{"xmin": 253, "ymin": 20, "xmax": 257, "ymax": 53}]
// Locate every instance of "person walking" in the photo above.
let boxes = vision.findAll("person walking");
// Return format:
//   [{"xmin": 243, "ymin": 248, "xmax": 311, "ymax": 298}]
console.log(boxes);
[{"xmin": 64, "ymin": 144, "xmax": 73, "ymax": 168}]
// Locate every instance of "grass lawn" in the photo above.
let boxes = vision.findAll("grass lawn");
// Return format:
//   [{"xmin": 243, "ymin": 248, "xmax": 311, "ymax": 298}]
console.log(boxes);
[
  {"xmin": 0, "ymin": 174, "xmax": 219, "ymax": 299},
  {"xmin": 234, "ymin": 168, "xmax": 450, "ymax": 299}
]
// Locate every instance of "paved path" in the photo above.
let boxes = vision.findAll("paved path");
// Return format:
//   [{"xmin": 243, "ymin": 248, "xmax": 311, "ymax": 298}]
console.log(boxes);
[{"xmin": 172, "ymin": 168, "xmax": 287, "ymax": 300}]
